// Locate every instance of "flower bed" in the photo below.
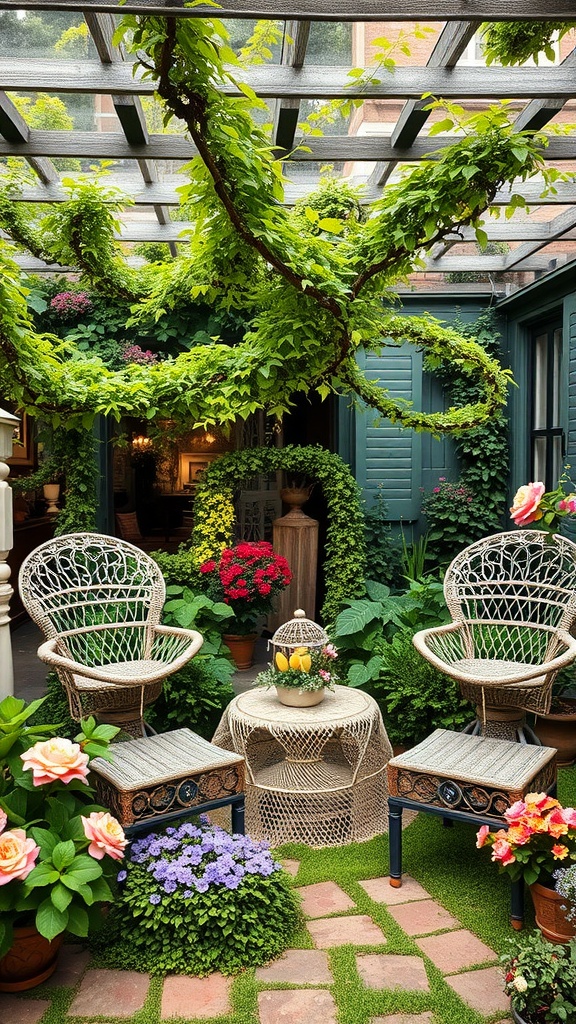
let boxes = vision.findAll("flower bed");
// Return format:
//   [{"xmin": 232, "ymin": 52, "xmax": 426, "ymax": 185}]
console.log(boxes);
[{"xmin": 101, "ymin": 821, "xmax": 301, "ymax": 975}]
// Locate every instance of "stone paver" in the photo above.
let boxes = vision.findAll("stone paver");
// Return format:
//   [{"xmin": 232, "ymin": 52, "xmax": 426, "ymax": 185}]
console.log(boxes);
[
  {"xmin": 67, "ymin": 968, "xmax": 150, "ymax": 1017},
  {"xmin": 387, "ymin": 899, "xmax": 459, "ymax": 936},
  {"xmin": 45, "ymin": 944, "xmax": 90, "ymax": 988},
  {"xmin": 296, "ymin": 881, "xmax": 356, "ymax": 918},
  {"xmin": 371, "ymin": 1015, "xmax": 434, "ymax": 1024},
  {"xmin": 0, "ymin": 997, "xmax": 51, "ymax": 1024},
  {"xmin": 416, "ymin": 929, "xmax": 496, "ymax": 973},
  {"xmin": 356, "ymin": 953, "xmax": 429, "ymax": 992},
  {"xmin": 161, "ymin": 973, "xmax": 232, "ymax": 1019},
  {"xmin": 445, "ymin": 966, "xmax": 510, "ymax": 1014},
  {"xmin": 307, "ymin": 914, "xmax": 386, "ymax": 948},
  {"xmin": 255, "ymin": 949, "xmax": 333, "ymax": 984},
  {"xmin": 282, "ymin": 859, "xmax": 301, "ymax": 878},
  {"xmin": 359, "ymin": 876, "xmax": 430, "ymax": 905},
  {"xmin": 258, "ymin": 989, "xmax": 337, "ymax": 1024}
]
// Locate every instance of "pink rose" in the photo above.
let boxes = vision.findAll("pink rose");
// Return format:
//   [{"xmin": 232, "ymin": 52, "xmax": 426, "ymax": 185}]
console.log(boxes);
[
  {"xmin": 0, "ymin": 809, "xmax": 7, "ymax": 834},
  {"xmin": 0, "ymin": 828, "xmax": 39, "ymax": 885},
  {"xmin": 560, "ymin": 806, "xmax": 576, "ymax": 827},
  {"xmin": 491, "ymin": 838, "xmax": 515, "ymax": 866},
  {"xmin": 82, "ymin": 811, "xmax": 127, "ymax": 861},
  {"xmin": 559, "ymin": 495, "xmax": 576, "ymax": 513},
  {"xmin": 21, "ymin": 738, "xmax": 89, "ymax": 787},
  {"xmin": 476, "ymin": 824, "xmax": 490, "ymax": 848},
  {"xmin": 504, "ymin": 800, "xmax": 527, "ymax": 823},
  {"xmin": 510, "ymin": 482, "xmax": 545, "ymax": 526}
]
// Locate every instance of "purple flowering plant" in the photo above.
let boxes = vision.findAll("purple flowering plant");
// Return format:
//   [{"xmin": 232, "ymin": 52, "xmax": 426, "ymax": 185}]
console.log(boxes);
[
  {"xmin": 121, "ymin": 344, "xmax": 158, "ymax": 365},
  {"xmin": 100, "ymin": 821, "xmax": 301, "ymax": 975}
]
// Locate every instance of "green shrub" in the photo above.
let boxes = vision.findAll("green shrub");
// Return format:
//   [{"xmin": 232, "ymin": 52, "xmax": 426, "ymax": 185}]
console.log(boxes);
[
  {"xmin": 331, "ymin": 578, "xmax": 471, "ymax": 745},
  {"xmin": 421, "ymin": 478, "xmax": 488, "ymax": 566},
  {"xmin": 363, "ymin": 487, "xmax": 403, "ymax": 589},
  {"xmin": 100, "ymin": 822, "xmax": 301, "ymax": 975},
  {"xmin": 28, "ymin": 671, "xmax": 76, "ymax": 739},
  {"xmin": 145, "ymin": 661, "xmax": 234, "ymax": 738}
]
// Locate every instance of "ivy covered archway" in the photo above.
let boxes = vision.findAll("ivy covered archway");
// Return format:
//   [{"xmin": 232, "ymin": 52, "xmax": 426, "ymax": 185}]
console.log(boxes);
[{"xmin": 190, "ymin": 445, "xmax": 366, "ymax": 623}]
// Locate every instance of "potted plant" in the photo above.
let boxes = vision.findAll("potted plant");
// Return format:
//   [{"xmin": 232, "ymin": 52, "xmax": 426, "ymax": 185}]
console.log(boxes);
[
  {"xmin": 533, "ymin": 671, "xmax": 576, "ymax": 766},
  {"xmin": 255, "ymin": 642, "xmax": 340, "ymax": 706},
  {"xmin": 501, "ymin": 931, "xmax": 576, "ymax": 1023},
  {"xmin": 199, "ymin": 541, "xmax": 292, "ymax": 669},
  {"xmin": 476, "ymin": 792, "xmax": 576, "ymax": 943},
  {"xmin": 0, "ymin": 695, "xmax": 127, "ymax": 991}
]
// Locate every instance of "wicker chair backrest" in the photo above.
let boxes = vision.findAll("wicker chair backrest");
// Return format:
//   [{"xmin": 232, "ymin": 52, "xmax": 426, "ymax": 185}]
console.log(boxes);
[
  {"xmin": 444, "ymin": 530, "xmax": 576, "ymax": 632},
  {"xmin": 19, "ymin": 532, "xmax": 166, "ymax": 642}
]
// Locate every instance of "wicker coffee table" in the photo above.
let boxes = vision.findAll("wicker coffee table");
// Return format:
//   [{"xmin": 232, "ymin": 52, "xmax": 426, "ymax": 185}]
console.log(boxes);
[
  {"xmin": 212, "ymin": 685, "xmax": 393, "ymax": 848},
  {"xmin": 387, "ymin": 729, "xmax": 557, "ymax": 927}
]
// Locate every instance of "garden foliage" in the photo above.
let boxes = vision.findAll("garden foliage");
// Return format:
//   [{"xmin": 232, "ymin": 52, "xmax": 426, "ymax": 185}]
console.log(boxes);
[{"xmin": 101, "ymin": 821, "xmax": 301, "ymax": 976}]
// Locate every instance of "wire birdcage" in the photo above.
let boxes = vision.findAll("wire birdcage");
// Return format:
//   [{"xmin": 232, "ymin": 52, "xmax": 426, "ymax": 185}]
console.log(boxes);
[{"xmin": 269, "ymin": 608, "xmax": 329, "ymax": 662}]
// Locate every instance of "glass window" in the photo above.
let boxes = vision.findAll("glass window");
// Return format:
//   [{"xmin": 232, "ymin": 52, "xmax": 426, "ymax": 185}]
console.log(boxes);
[{"xmin": 529, "ymin": 322, "xmax": 563, "ymax": 488}]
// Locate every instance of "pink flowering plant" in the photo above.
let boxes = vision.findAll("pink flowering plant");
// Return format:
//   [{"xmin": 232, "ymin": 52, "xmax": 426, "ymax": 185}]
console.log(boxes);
[
  {"xmin": 49, "ymin": 291, "xmax": 92, "ymax": 320},
  {"xmin": 0, "ymin": 695, "xmax": 126, "ymax": 960},
  {"xmin": 199, "ymin": 541, "xmax": 292, "ymax": 635},
  {"xmin": 510, "ymin": 466, "xmax": 576, "ymax": 531},
  {"xmin": 476, "ymin": 792, "xmax": 576, "ymax": 886}
]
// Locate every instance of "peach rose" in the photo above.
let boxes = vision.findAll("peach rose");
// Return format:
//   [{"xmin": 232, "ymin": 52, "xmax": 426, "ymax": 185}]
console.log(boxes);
[
  {"xmin": 82, "ymin": 811, "xmax": 127, "ymax": 861},
  {"xmin": 510, "ymin": 482, "xmax": 545, "ymax": 526},
  {"xmin": 21, "ymin": 738, "xmax": 89, "ymax": 787},
  {"xmin": 0, "ymin": 828, "xmax": 39, "ymax": 885},
  {"xmin": 0, "ymin": 809, "xmax": 7, "ymax": 834}
]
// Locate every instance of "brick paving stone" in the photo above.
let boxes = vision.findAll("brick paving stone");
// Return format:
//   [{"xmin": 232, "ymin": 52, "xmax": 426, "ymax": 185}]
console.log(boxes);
[
  {"xmin": 67, "ymin": 968, "xmax": 150, "ymax": 1017},
  {"xmin": 387, "ymin": 900, "xmax": 459, "ymax": 936},
  {"xmin": 356, "ymin": 953, "xmax": 429, "ymax": 992},
  {"xmin": 359, "ymin": 877, "xmax": 430, "ymax": 905},
  {"xmin": 416, "ymin": 929, "xmax": 496, "ymax": 973},
  {"xmin": 161, "ymin": 974, "xmax": 232, "ymax": 1019},
  {"xmin": 370, "ymin": 1014, "xmax": 434, "ymax": 1024},
  {"xmin": 445, "ymin": 966, "xmax": 510, "ymax": 1014},
  {"xmin": 45, "ymin": 944, "xmax": 90, "ymax": 988},
  {"xmin": 258, "ymin": 989, "xmax": 337, "ymax": 1024},
  {"xmin": 308, "ymin": 914, "xmax": 386, "ymax": 948},
  {"xmin": 0, "ymin": 997, "xmax": 51, "ymax": 1024},
  {"xmin": 282, "ymin": 859, "xmax": 301, "ymax": 877},
  {"xmin": 255, "ymin": 949, "xmax": 333, "ymax": 984},
  {"xmin": 296, "ymin": 881, "xmax": 356, "ymax": 918}
]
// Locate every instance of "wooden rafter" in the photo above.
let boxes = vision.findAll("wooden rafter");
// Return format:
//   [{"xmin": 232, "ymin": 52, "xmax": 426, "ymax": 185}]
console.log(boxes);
[{"xmin": 272, "ymin": 21, "xmax": 310, "ymax": 154}]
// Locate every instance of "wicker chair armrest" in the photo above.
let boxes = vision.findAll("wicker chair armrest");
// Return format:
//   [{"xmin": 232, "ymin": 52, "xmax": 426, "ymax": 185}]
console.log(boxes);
[
  {"xmin": 36, "ymin": 638, "xmax": 136, "ymax": 685},
  {"xmin": 149, "ymin": 626, "xmax": 204, "ymax": 670},
  {"xmin": 413, "ymin": 623, "xmax": 576, "ymax": 685}
]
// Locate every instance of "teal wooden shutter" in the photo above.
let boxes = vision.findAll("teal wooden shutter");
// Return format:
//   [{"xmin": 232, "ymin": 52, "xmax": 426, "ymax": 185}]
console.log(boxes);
[{"xmin": 355, "ymin": 345, "xmax": 423, "ymax": 520}]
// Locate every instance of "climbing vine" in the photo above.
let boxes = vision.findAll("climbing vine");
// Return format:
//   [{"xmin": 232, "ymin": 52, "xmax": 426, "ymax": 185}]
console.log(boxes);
[
  {"xmin": 0, "ymin": 11, "xmax": 557, "ymax": 441},
  {"xmin": 187, "ymin": 445, "xmax": 367, "ymax": 623}
]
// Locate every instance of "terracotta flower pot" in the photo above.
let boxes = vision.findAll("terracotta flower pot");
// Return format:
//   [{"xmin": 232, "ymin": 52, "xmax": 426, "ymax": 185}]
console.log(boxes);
[
  {"xmin": 0, "ymin": 926, "xmax": 63, "ymax": 992},
  {"xmin": 275, "ymin": 685, "xmax": 325, "ymax": 707},
  {"xmin": 530, "ymin": 881, "xmax": 576, "ymax": 944},
  {"xmin": 222, "ymin": 634, "xmax": 257, "ymax": 670},
  {"xmin": 534, "ymin": 698, "xmax": 576, "ymax": 766}
]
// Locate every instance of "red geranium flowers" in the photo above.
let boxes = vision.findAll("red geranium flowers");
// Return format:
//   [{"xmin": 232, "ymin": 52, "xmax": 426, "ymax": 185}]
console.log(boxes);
[{"xmin": 200, "ymin": 542, "xmax": 292, "ymax": 634}]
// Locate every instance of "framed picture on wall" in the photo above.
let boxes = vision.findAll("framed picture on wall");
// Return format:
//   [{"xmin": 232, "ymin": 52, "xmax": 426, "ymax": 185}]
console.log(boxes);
[{"xmin": 7, "ymin": 411, "xmax": 34, "ymax": 467}]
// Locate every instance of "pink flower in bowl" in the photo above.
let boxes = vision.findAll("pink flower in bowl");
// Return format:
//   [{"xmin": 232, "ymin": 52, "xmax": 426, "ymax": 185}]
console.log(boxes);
[
  {"xmin": 21, "ymin": 737, "xmax": 90, "ymax": 787},
  {"xmin": 0, "ymin": 828, "xmax": 39, "ymax": 885},
  {"xmin": 510, "ymin": 482, "xmax": 545, "ymax": 526},
  {"xmin": 82, "ymin": 811, "xmax": 127, "ymax": 861}
]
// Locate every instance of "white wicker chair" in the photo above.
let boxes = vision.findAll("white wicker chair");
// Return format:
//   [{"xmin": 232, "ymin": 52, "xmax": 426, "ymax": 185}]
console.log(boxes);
[
  {"xmin": 413, "ymin": 530, "xmax": 576, "ymax": 741},
  {"xmin": 19, "ymin": 532, "xmax": 203, "ymax": 736}
]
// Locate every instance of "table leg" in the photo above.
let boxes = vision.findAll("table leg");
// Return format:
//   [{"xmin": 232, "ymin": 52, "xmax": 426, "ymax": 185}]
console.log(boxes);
[
  {"xmin": 388, "ymin": 800, "xmax": 403, "ymax": 887},
  {"xmin": 231, "ymin": 795, "xmax": 245, "ymax": 835},
  {"xmin": 510, "ymin": 876, "xmax": 524, "ymax": 930}
]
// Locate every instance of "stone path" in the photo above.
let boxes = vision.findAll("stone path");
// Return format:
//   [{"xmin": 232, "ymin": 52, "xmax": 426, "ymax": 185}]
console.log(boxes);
[{"xmin": 0, "ymin": 869, "xmax": 513, "ymax": 1024}]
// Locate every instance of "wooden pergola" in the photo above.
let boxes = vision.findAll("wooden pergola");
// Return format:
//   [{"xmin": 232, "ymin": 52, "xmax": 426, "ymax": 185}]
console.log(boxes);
[{"xmin": 1, "ymin": 0, "xmax": 576, "ymax": 285}]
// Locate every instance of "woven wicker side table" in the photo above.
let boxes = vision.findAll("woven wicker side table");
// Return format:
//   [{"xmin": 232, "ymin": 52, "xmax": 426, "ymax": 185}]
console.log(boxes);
[
  {"xmin": 90, "ymin": 728, "xmax": 245, "ymax": 836},
  {"xmin": 387, "ymin": 729, "xmax": 557, "ymax": 928},
  {"xmin": 212, "ymin": 685, "xmax": 393, "ymax": 848}
]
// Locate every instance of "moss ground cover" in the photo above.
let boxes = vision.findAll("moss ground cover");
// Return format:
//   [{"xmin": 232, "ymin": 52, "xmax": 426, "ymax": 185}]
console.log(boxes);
[{"xmin": 9, "ymin": 765, "xmax": 575, "ymax": 1024}]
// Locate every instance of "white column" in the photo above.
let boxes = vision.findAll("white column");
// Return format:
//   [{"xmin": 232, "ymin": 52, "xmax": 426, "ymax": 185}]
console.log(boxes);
[{"xmin": 0, "ymin": 408, "xmax": 20, "ymax": 699}]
